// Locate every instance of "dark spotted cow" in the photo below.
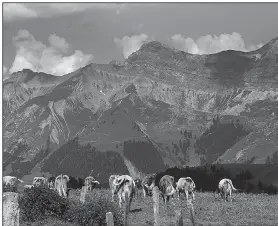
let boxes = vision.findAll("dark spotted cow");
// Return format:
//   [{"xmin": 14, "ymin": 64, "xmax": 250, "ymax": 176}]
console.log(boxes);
[
  {"xmin": 85, "ymin": 176, "xmax": 100, "ymax": 191},
  {"xmin": 141, "ymin": 173, "xmax": 156, "ymax": 198},
  {"xmin": 158, "ymin": 175, "xmax": 176, "ymax": 205},
  {"xmin": 113, "ymin": 175, "xmax": 136, "ymax": 212}
]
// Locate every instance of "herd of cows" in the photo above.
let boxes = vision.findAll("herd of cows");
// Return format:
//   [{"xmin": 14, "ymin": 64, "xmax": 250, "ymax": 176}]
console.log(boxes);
[{"xmin": 3, "ymin": 173, "xmax": 239, "ymax": 211}]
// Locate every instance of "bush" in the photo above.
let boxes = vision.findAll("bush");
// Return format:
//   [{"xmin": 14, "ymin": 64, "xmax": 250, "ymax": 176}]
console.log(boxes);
[
  {"xmin": 63, "ymin": 192, "xmax": 124, "ymax": 226},
  {"xmin": 19, "ymin": 187, "xmax": 70, "ymax": 222}
]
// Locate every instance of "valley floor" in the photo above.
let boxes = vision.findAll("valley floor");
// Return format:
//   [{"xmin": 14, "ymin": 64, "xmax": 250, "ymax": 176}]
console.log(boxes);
[{"xmin": 22, "ymin": 189, "xmax": 278, "ymax": 226}]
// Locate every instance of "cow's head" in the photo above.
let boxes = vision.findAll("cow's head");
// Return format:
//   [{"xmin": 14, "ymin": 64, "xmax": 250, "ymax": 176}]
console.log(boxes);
[
  {"xmin": 134, "ymin": 178, "xmax": 142, "ymax": 189},
  {"xmin": 33, "ymin": 177, "xmax": 45, "ymax": 187}
]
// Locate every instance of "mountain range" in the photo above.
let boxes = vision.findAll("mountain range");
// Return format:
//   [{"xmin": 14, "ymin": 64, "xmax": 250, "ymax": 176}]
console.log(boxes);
[{"xmin": 3, "ymin": 37, "xmax": 278, "ymax": 185}]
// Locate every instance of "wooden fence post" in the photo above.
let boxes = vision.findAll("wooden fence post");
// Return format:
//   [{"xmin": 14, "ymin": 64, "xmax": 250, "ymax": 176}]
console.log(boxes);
[
  {"xmin": 123, "ymin": 191, "xmax": 129, "ymax": 226},
  {"xmin": 80, "ymin": 186, "xmax": 87, "ymax": 204},
  {"xmin": 106, "ymin": 212, "xmax": 114, "ymax": 226},
  {"xmin": 3, "ymin": 192, "xmax": 20, "ymax": 226},
  {"xmin": 153, "ymin": 186, "xmax": 160, "ymax": 226},
  {"xmin": 187, "ymin": 200, "xmax": 196, "ymax": 226},
  {"xmin": 175, "ymin": 209, "xmax": 183, "ymax": 226}
]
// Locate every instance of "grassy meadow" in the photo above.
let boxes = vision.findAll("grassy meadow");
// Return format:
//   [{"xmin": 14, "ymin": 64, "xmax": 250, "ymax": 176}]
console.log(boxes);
[
  {"xmin": 18, "ymin": 186, "xmax": 278, "ymax": 226},
  {"xmin": 64, "ymin": 188, "xmax": 278, "ymax": 226}
]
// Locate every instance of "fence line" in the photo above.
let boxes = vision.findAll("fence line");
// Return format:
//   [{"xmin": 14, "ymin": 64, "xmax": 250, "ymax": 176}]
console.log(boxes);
[
  {"xmin": 80, "ymin": 186, "xmax": 87, "ymax": 204},
  {"xmin": 187, "ymin": 200, "xmax": 196, "ymax": 226},
  {"xmin": 104, "ymin": 186, "xmax": 197, "ymax": 226},
  {"xmin": 175, "ymin": 209, "xmax": 183, "ymax": 226},
  {"xmin": 153, "ymin": 186, "xmax": 160, "ymax": 226},
  {"xmin": 124, "ymin": 191, "xmax": 129, "ymax": 226},
  {"xmin": 106, "ymin": 212, "xmax": 114, "ymax": 226}
]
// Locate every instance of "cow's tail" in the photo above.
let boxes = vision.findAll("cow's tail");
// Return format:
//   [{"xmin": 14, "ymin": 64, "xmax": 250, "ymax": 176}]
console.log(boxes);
[
  {"xmin": 227, "ymin": 180, "xmax": 238, "ymax": 191},
  {"xmin": 113, "ymin": 177, "xmax": 125, "ymax": 195},
  {"xmin": 191, "ymin": 181, "xmax": 196, "ymax": 190}
]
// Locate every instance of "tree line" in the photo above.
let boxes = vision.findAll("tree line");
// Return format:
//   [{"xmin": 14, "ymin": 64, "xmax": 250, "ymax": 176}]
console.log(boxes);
[
  {"xmin": 155, "ymin": 164, "xmax": 277, "ymax": 195},
  {"xmin": 194, "ymin": 116, "xmax": 250, "ymax": 164}
]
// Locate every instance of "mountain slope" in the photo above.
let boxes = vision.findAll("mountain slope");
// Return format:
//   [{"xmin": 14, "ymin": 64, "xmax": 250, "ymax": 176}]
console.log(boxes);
[{"xmin": 3, "ymin": 36, "xmax": 278, "ymax": 181}]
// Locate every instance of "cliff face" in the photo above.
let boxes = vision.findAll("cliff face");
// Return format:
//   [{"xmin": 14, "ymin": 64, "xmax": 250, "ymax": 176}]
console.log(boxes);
[{"xmin": 3, "ymin": 37, "xmax": 278, "ymax": 181}]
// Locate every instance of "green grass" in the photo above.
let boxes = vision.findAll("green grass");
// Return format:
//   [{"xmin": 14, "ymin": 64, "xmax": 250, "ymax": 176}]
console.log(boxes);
[{"xmin": 20, "ymin": 188, "xmax": 278, "ymax": 226}]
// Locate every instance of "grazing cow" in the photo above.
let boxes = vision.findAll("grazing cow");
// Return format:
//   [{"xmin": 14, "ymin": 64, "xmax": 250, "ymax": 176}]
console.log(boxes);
[
  {"xmin": 48, "ymin": 177, "xmax": 56, "ymax": 190},
  {"xmin": 24, "ymin": 184, "xmax": 34, "ymax": 189},
  {"xmin": 158, "ymin": 175, "xmax": 176, "ymax": 205},
  {"xmin": 32, "ymin": 176, "xmax": 48, "ymax": 188},
  {"xmin": 176, "ymin": 177, "xmax": 196, "ymax": 201},
  {"xmin": 85, "ymin": 176, "xmax": 100, "ymax": 191},
  {"xmin": 3, "ymin": 176, "xmax": 24, "ymax": 192},
  {"xmin": 55, "ymin": 174, "xmax": 70, "ymax": 198},
  {"xmin": 141, "ymin": 173, "xmax": 156, "ymax": 198},
  {"xmin": 113, "ymin": 175, "xmax": 136, "ymax": 211},
  {"xmin": 109, "ymin": 174, "xmax": 120, "ymax": 202},
  {"xmin": 218, "ymin": 178, "xmax": 239, "ymax": 202}
]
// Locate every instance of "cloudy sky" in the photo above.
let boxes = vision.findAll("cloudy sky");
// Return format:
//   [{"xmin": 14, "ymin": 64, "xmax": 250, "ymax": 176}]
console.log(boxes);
[{"xmin": 3, "ymin": 2, "xmax": 278, "ymax": 78}]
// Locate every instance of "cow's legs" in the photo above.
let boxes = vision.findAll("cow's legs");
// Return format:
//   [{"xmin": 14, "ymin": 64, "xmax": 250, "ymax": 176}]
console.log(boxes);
[
  {"xmin": 163, "ymin": 195, "xmax": 169, "ymax": 205},
  {"xmin": 59, "ymin": 188, "xmax": 63, "ymax": 197},
  {"xmin": 161, "ymin": 195, "xmax": 166, "ymax": 205},
  {"xmin": 111, "ymin": 189, "xmax": 115, "ymax": 202},
  {"xmin": 185, "ymin": 191, "xmax": 189, "ymax": 201},
  {"xmin": 62, "ymin": 186, "xmax": 67, "ymax": 198},
  {"xmin": 143, "ymin": 187, "xmax": 146, "ymax": 198},
  {"xmin": 118, "ymin": 194, "xmax": 123, "ymax": 208},
  {"xmin": 178, "ymin": 190, "xmax": 180, "ymax": 200},
  {"xmin": 192, "ymin": 191, "xmax": 195, "ymax": 200},
  {"xmin": 128, "ymin": 193, "xmax": 133, "ymax": 212}
]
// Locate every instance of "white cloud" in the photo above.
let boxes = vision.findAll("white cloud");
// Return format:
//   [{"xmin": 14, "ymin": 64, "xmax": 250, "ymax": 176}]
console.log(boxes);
[
  {"xmin": 170, "ymin": 32, "xmax": 263, "ymax": 54},
  {"xmin": 48, "ymin": 34, "xmax": 71, "ymax": 54},
  {"xmin": 3, "ymin": 3, "xmax": 128, "ymax": 22},
  {"xmin": 3, "ymin": 3, "xmax": 38, "ymax": 21},
  {"xmin": 114, "ymin": 34, "xmax": 149, "ymax": 58},
  {"xmin": 9, "ymin": 30, "xmax": 93, "ymax": 76}
]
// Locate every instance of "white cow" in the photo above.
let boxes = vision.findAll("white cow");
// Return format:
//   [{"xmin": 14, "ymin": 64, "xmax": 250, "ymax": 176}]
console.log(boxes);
[
  {"xmin": 109, "ymin": 174, "xmax": 120, "ymax": 202},
  {"xmin": 55, "ymin": 174, "xmax": 70, "ymax": 198},
  {"xmin": 218, "ymin": 178, "xmax": 239, "ymax": 202},
  {"xmin": 176, "ymin": 177, "xmax": 196, "ymax": 201},
  {"xmin": 112, "ymin": 175, "xmax": 136, "ymax": 212},
  {"xmin": 158, "ymin": 175, "xmax": 176, "ymax": 205},
  {"xmin": 32, "ymin": 176, "xmax": 48, "ymax": 188},
  {"xmin": 85, "ymin": 176, "xmax": 100, "ymax": 191},
  {"xmin": 3, "ymin": 176, "xmax": 24, "ymax": 192}
]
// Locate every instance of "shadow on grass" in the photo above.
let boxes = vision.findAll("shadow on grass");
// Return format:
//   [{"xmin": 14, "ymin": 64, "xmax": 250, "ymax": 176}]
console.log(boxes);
[{"xmin": 130, "ymin": 208, "xmax": 142, "ymax": 213}]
